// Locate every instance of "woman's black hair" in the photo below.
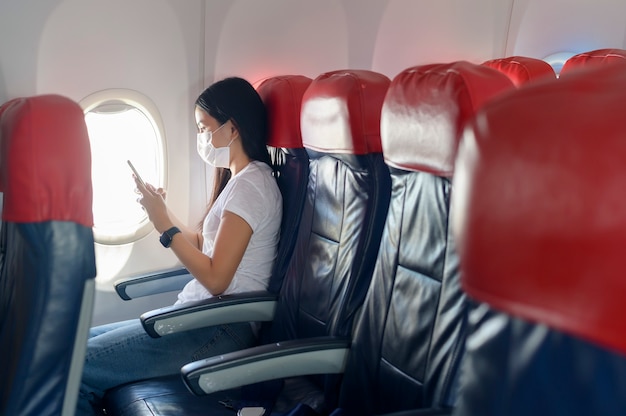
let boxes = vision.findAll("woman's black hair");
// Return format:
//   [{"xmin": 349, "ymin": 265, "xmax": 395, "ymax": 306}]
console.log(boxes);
[{"xmin": 195, "ymin": 77, "xmax": 271, "ymax": 210}]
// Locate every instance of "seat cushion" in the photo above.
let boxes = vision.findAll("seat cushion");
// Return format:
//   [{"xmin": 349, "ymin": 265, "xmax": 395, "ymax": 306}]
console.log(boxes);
[{"xmin": 105, "ymin": 376, "xmax": 241, "ymax": 416}]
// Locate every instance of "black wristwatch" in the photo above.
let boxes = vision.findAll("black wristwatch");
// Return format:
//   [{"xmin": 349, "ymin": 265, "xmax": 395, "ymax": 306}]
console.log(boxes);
[{"xmin": 159, "ymin": 226, "xmax": 181, "ymax": 248}]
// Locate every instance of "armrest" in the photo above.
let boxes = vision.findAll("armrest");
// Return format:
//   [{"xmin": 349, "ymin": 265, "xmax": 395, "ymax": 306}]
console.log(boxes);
[
  {"xmin": 181, "ymin": 337, "xmax": 350, "ymax": 396},
  {"xmin": 140, "ymin": 291, "xmax": 278, "ymax": 338},
  {"xmin": 114, "ymin": 267, "xmax": 192, "ymax": 300}
]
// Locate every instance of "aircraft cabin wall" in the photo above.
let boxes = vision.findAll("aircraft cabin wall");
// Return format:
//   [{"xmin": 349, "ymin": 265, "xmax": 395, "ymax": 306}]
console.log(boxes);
[{"xmin": 1, "ymin": 0, "xmax": 625, "ymax": 326}]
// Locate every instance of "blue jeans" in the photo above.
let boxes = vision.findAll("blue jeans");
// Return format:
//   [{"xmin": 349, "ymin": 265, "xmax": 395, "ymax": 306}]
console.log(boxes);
[{"xmin": 76, "ymin": 319, "xmax": 255, "ymax": 415}]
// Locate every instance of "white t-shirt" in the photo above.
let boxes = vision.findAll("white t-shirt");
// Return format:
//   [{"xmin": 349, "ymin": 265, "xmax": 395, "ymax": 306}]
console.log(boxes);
[{"xmin": 175, "ymin": 160, "xmax": 282, "ymax": 304}]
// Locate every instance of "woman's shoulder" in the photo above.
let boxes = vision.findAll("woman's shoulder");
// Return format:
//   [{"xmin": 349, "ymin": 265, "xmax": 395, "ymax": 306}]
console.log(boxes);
[
  {"xmin": 247, "ymin": 159, "xmax": 273, "ymax": 175},
  {"xmin": 225, "ymin": 161, "xmax": 281, "ymax": 228},
  {"xmin": 234, "ymin": 161, "xmax": 281, "ymax": 198},
  {"xmin": 243, "ymin": 161, "xmax": 276, "ymax": 184}
]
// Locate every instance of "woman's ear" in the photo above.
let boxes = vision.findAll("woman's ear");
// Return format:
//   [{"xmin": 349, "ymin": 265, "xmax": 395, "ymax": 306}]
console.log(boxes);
[{"xmin": 229, "ymin": 121, "xmax": 240, "ymax": 140}]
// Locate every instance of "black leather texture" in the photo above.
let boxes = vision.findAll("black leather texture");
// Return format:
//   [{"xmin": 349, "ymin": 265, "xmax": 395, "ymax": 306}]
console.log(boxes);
[
  {"xmin": 334, "ymin": 168, "xmax": 465, "ymax": 415},
  {"xmin": 0, "ymin": 221, "xmax": 96, "ymax": 415},
  {"xmin": 453, "ymin": 303, "xmax": 626, "ymax": 416}
]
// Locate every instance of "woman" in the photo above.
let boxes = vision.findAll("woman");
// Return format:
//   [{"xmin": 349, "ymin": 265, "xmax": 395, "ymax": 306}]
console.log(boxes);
[{"xmin": 77, "ymin": 77, "xmax": 282, "ymax": 415}]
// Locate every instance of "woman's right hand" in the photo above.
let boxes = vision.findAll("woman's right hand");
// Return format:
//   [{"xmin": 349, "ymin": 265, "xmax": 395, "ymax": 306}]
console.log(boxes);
[{"xmin": 134, "ymin": 177, "xmax": 173, "ymax": 233}]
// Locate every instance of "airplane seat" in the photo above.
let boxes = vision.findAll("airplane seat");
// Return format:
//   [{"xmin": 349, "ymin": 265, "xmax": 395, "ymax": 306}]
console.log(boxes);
[
  {"xmin": 0, "ymin": 95, "xmax": 97, "ymax": 415},
  {"xmin": 451, "ymin": 62, "xmax": 626, "ymax": 416},
  {"xmin": 256, "ymin": 74, "xmax": 312, "ymax": 296},
  {"xmin": 240, "ymin": 68, "xmax": 392, "ymax": 414},
  {"xmin": 103, "ymin": 70, "xmax": 391, "ymax": 416},
  {"xmin": 325, "ymin": 61, "xmax": 514, "ymax": 416},
  {"xmin": 560, "ymin": 48, "xmax": 626, "ymax": 76},
  {"xmin": 481, "ymin": 56, "xmax": 556, "ymax": 86}
]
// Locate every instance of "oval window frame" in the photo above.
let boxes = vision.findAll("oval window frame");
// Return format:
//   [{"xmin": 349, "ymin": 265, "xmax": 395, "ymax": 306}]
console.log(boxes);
[{"xmin": 80, "ymin": 89, "xmax": 167, "ymax": 245}]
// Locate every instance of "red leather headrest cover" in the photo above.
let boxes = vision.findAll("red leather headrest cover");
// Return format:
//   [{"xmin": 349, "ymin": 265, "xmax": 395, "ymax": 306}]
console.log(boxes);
[
  {"xmin": 381, "ymin": 61, "xmax": 514, "ymax": 177},
  {"xmin": 560, "ymin": 48, "xmax": 626, "ymax": 76},
  {"xmin": 0, "ymin": 94, "xmax": 93, "ymax": 226},
  {"xmin": 482, "ymin": 56, "xmax": 556, "ymax": 87},
  {"xmin": 453, "ymin": 63, "xmax": 626, "ymax": 354},
  {"xmin": 256, "ymin": 75, "xmax": 312, "ymax": 149},
  {"xmin": 300, "ymin": 70, "xmax": 390, "ymax": 155}
]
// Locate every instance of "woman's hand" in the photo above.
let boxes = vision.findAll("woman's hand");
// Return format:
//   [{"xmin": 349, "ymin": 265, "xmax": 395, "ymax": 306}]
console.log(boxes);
[{"xmin": 134, "ymin": 176, "xmax": 172, "ymax": 233}]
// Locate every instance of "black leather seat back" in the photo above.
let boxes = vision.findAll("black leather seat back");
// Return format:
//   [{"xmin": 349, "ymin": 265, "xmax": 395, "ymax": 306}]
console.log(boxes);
[
  {"xmin": 272, "ymin": 69, "xmax": 391, "ymax": 343},
  {"xmin": 261, "ymin": 70, "xmax": 391, "ymax": 411},
  {"xmin": 334, "ymin": 62, "xmax": 514, "ymax": 415},
  {"xmin": 256, "ymin": 75, "xmax": 312, "ymax": 295},
  {"xmin": 452, "ymin": 59, "xmax": 626, "ymax": 416},
  {"xmin": 0, "ymin": 95, "xmax": 97, "ymax": 415}
]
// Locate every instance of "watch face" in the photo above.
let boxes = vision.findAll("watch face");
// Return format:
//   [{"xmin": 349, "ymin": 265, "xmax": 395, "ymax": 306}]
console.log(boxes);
[
  {"xmin": 160, "ymin": 227, "xmax": 180, "ymax": 248},
  {"xmin": 160, "ymin": 231, "xmax": 172, "ymax": 248}
]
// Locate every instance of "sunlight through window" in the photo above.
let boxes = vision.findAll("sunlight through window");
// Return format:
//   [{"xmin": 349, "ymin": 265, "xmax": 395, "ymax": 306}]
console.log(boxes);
[
  {"xmin": 543, "ymin": 52, "xmax": 576, "ymax": 78},
  {"xmin": 81, "ymin": 90, "xmax": 166, "ymax": 245}
]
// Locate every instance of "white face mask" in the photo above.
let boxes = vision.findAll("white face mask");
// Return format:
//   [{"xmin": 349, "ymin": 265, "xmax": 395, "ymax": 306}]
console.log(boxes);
[{"xmin": 196, "ymin": 123, "xmax": 234, "ymax": 168}]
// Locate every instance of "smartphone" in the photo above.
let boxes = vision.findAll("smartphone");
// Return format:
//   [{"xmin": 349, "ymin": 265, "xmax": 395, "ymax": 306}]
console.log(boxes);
[{"xmin": 126, "ymin": 160, "xmax": 146, "ymax": 187}]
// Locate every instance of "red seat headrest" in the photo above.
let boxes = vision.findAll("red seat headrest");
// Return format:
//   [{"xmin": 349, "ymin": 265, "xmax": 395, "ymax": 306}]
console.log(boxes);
[
  {"xmin": 560, "ymin": 48, "xmax": 626, "ymax": 76},
  {"xmin": 453, "ymin": 63, "xmax": 626, "ymax": 354},
  {"xmin": 300, "ymin": 70, "xmax": 390, "ymax": 155},
  {"xmin": 0, "ymin": 94, "xmax": 93, "ymax": 227},
  {"xmin": 256, "ymin": 75, "xmax": 312, "ymax": 149},
  {"xmin": 482, "ymin": 56, "xmax": 556, "ymax": 87},
  {"xmin": 381, "ymin": 61, "xmax": 514, "ymax": 177}
]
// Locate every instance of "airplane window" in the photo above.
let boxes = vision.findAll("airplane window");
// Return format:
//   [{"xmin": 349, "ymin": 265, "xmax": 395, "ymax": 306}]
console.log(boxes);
[
  {"xmin": 543, "ymin": 51, "xmax": 576, "ymax": 77},
  {"xmin": 80, "ymin": 89, "xmax": 166, "ymax": 245}
]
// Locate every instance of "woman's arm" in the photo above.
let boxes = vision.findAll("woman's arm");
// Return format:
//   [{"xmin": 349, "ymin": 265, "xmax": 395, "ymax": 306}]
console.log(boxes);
[
  {"xmin": 170, "ymin": 210, "xmax": 252, "ymax": 295},
  {"xmin": 163, "ymin": 200, "xmax": 203, "ymax": 250},
  {"xmin": 135, "ymin": 178, "xmax": 251, "ymax": 295}
]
